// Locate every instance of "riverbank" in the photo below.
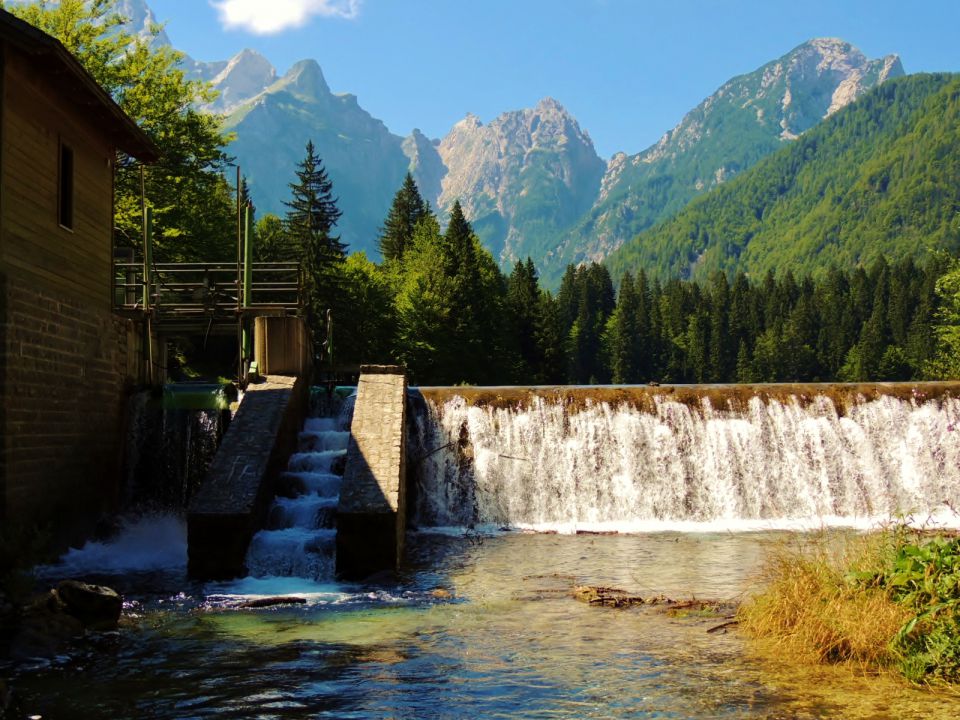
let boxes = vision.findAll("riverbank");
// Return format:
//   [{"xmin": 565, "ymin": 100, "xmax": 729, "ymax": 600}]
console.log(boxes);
[{"xmin": 738, "ymin": 525, "xmax": 960, "ymax": 686}]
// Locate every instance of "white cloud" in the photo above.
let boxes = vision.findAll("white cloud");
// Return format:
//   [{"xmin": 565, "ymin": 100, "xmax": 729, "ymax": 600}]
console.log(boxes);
[{"xmin": 212, "ymin": 0, "xmax": 361, "ymax": 35}]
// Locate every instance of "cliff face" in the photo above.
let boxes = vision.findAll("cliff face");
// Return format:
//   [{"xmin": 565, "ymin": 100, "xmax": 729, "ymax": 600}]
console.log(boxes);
[
  {"xmin": 126, "ymin": 2, "xmax": 907, "ymax": 272},
  {"xmin": 433, "ymin": 98, "xmax": 606, "ymax": 265},
  {"xmin": 222, "ymin": 60, "xmax": 410, "ymax": 256},
  {"xmin": 551, "ymin": 38, "xmax": 904, "ymax": 284}
]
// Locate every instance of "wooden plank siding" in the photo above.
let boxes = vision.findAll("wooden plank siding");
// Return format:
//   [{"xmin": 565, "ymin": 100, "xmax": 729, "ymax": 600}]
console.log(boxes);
[
  {"xmin": 0, "ymin": 40, "xmax": 145, "ymax": 547},
  {"xmin": 1, "ymin": 51, "xmax": 114, "ymax": 310}
]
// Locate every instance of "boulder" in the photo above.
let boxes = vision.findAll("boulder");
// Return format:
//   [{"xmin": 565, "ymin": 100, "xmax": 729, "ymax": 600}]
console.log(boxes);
[{"xmin": 55, "ymin": 581, "xmax": 122, "ymax": 631}]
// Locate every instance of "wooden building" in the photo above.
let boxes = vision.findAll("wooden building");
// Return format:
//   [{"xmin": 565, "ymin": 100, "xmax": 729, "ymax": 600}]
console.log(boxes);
[{"xmin": 0, "ymin": 10, "xmax": 157, "ymax": 546}]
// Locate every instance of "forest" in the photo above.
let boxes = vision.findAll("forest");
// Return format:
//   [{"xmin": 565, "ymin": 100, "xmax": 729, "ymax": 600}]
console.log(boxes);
[
  {"xmin": 255, "ymin": 164, "xmax": 960, "ymax": 386},
  {"xmin": 12, "ymin": 0, "xmax": 960, "ymax": 387}
]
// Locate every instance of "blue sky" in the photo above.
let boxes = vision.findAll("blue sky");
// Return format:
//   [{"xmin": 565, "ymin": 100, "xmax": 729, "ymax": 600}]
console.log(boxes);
[{"xmin": 149, "ymin": 0, "xmax": 960, "ymax": 159}]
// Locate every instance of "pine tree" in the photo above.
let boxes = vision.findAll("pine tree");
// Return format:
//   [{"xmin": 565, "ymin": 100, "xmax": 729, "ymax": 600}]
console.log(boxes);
[
  {"xmin": 507, "ymin": 258, "xmax": 542, "ymax": 380},
  {"xmin": 605, "ymin": 272, "xmax": 642, "ymax": 383},
  {"xmin": 284, "ymin": 141, "xmax": 345, "ymax": 357},
  {"xmin": 378, "ymin": 172, "xmax": 428, "ymax": 262}
]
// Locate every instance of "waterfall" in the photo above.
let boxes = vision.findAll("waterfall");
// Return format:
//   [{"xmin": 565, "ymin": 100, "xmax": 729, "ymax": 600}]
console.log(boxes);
[
  {"xmin": 244, "ymin": 395, "xmax": 355, "ymax": 580},
  {"xmin": 123, "ymin": 386, "xmax": 231, "ymax": 511},
  {"xmin": 410, "ymin": 391, "xmax": 960, "ymax": 532}
]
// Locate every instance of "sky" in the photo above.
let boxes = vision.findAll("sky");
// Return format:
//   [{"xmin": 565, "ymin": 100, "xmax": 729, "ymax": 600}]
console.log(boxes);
[{"xmin": 148, "ymin": 0, "xmax": 960, "ymax": 159}]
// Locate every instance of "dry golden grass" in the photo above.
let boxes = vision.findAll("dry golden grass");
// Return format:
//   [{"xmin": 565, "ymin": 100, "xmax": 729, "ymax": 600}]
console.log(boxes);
[{"xmin": 738, "ymin": 533, "xmax": 913, "ymax": 672}]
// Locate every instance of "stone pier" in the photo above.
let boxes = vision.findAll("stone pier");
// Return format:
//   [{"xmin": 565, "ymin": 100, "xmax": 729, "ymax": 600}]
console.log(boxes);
[
  {"xmin": 187, "ymin": 375, "xmax": 308, "ymax": 580},
  {"xmin": 336, "ymin": 365, "xmax": 408, "ymax": 580}
]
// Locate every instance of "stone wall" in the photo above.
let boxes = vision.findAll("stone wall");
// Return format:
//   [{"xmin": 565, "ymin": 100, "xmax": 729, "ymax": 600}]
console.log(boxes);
[
  {"xmin": 337, "ymin": 365, "xmax": 407, "ymax": 579},
  {"xmin": 187, "ymin": 375, "xmax": 309, "ymax": 580},
  {"xmin": 0, "ymin": 272, "xmax": 137, "ymax": 546}
]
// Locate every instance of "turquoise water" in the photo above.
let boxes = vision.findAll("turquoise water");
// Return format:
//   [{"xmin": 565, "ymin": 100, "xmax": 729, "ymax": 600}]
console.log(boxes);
[{"xmin": 12, "ymin": 529, "xmax": 959, "ymax": 718}]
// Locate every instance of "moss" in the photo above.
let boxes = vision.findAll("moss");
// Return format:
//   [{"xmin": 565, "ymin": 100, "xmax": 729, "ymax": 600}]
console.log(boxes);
[{"xmin": 418, "ymin": 381, "xmax": 960, "ymax": 418}]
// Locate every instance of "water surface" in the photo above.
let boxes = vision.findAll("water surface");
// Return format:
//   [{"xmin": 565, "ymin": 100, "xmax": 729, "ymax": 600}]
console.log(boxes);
[{"xmin": 13, "ymin": 529, "xmax": 959, "ymax": 718}]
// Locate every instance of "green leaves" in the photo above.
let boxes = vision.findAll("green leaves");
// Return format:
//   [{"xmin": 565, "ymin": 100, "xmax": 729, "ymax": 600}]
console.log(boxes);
[
  {"xmin": 9, "ymin": 0, "xmax": 235, "ymax": 261},
  {"xmin": 848, "ymin": 533, "xmax": 960, "ymax": 683},
  {"xmin": 607, "ymin": 74, "xmax": 960, "ymax": 284}
]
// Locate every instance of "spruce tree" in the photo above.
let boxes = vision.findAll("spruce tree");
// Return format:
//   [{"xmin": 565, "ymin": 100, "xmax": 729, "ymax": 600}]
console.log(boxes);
[
  {"xmin": 507, "ymin": 258, "xmax": 542, "ymax": 380},
  {"xmin": 378, "ymin": 173, "xmax": 428, "ymax": 262},
  {"xmin": 605, "ymin": 272, "xmax": 641, "ymax": 383},
  {"xmin": 284, "ymin": 141, "xmax": 345, "ymax": 359}
]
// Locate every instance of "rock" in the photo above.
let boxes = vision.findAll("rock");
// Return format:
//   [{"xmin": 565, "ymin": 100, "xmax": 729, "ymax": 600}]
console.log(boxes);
[
  {"xmin": 237, "ymin": 596, "xmax": 307, "ymax": 609},
  {"xmin": 55, "ymin": 580, "xmax": 122, "ymax": 631},
  {"xmin": 10, "ymin": 591, "xmax": 84, "ymax": 659}
]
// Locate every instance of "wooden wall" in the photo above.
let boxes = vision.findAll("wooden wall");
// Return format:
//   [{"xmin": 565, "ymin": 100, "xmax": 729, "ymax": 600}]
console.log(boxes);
[
  {"xmin": 0, "ymin": 45, "xmax": 138, "ymax": 546},
  {"xmin": 0, "ymin": 50, "xmax": 115, "ymax": 309}
]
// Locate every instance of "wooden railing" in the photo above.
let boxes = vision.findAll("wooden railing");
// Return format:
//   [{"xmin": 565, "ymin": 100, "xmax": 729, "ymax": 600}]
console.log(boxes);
[{"xmin": 113, "ymin": 260, "xmax": 302, "ymax": 320}]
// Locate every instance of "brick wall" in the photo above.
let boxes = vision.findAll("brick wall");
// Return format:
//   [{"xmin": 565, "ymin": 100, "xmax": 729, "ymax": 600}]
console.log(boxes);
[{"xmin": 0, "ymin": 272, "xmax": 138, "ymax": 547}]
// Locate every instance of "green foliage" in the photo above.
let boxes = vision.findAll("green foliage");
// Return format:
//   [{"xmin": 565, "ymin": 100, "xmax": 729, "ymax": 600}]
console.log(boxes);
[
  {"xmin": 378, "ymin": 172, "xmax": 429, "ymax": 261},
  {"xmin": 6, "ymin": 0, "xmax": 236, "ymax": 261},
  {"xmin": 607, "ymin": 74, "xmax": 960, "ymax": 284},
  {"xmin": 926, "ymin": 254, "xmax": 960, "ymax": 378},
  {"xmin": 283, "ymin": 140, "xmax": 345, "ymax": 357},
  {"xmin": 253, "ymin": 213, "xmax": 292, "ymax": 262},
  {"xmin": 848, "ymin": 532, "xmax": 960, "ymax": 684},
  {"xmin": 391, "ymin": 202, "xmax": 513, "ymax": 384},
  {"xmin": 336, "ymin": 252, "xmax": 397, "ymax": 365}
]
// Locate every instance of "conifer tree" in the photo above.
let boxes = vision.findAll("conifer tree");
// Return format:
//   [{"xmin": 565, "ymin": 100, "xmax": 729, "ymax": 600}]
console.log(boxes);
[
  {"xmin": 378, "ymin": 173, "xmax": 428, "ymax": 262},
  {"xmin": 605, "ymin": 272, "xmax": 642, "ymax": 383},
  {"xmin": 284, "ymin": 141, "xmax": 345, "ymax": 357},
  {"xmin": 507, "ymin": 258, "xmax": 543, "ymax": 380}
]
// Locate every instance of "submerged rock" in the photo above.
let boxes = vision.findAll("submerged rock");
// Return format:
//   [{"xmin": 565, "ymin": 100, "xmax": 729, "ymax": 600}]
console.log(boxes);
[
  {"xmin": 236, "ymin": 596, "xmax": 307, "ymax": 609},
  {"xmin": 11, "ymin": 590, "xmax": 84, "ymax": 659},
  {"xmin": 55, "ymin": 581, "xmax": 122, "ymax": 631}
]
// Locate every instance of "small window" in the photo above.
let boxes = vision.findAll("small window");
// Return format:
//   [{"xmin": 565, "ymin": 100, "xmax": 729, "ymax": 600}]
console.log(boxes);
[{"xmin": 59, "ymin": 142, "xmax": 74, "ymax": 230}]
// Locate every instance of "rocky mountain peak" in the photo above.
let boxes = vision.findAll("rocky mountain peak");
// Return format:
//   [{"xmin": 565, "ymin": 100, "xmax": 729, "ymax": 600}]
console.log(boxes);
[
  {"xmin": 431, "ymin": 98, "xmax": 604, "ymax": 264},
  {"xmin": 548, "ymin": 37, "xmax": 906, "ymax": 286},
  {"xmin": 205, "ymin": 49, "xmax": 277, "ymax": 113},
  {"xmin": 281, "ymin": 59, "xmax": 332, "ymax": 99},
  {"xmin": 114, "ymin": 0, "xmax": 171, "ymax": 46},
  {"xmin": 402, "ymin": 129, "xmax": 446, "ymax": 209}
]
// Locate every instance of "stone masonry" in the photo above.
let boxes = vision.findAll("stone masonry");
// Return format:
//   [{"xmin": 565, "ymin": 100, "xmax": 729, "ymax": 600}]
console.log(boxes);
[
  {"xmin": 336, "ymin": 365, "xmax": 407, "ymax": 579},
  {"xmin": 187, "ymin": 374, "xmax": 308, "ymax": 579}
]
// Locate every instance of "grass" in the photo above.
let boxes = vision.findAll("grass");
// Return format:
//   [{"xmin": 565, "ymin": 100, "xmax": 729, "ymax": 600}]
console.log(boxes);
[{"xmin": 738, "ymin": 527, "xmax": 960, "ymax": 685}]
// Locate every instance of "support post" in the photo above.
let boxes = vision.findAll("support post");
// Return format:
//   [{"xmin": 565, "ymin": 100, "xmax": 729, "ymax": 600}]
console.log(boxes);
[
  {"xmin": 236, "ymin": 165, "xmax": 243, "ymax": 381},
  {"xmin": 142, "ymin": 206, "xmax": 154, "ymax": 385},
  {"xmin": 242, "ymin": 204, "xmax": 254, "ymax": 368}
]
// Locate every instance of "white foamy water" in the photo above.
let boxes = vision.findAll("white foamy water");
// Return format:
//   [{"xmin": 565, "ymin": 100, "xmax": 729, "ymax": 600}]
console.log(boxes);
[
  {"xmin": 245, "ymin": 414, "xmax": 350, "ymax": 581},
  {"xmin": 298, "ymin": 430, "xmax": 350, "ymax": 452},
  {"xmin": 39, "ymin": 514, "xmax": 187, "ymax": 576},
  {"xmin": 411, "ymin": 393, "xmax": 960, "ymax": 532},
  {"xmin": 278, "ymin": 471, "xmax": 342, "ymax": 497},
  {"xmin": 287, "ymin": 450, "xmax": 346, "ymax": 474},
  {"xmin": 205, "ymin": 576, "xmax": 350, "ymax": 606}
]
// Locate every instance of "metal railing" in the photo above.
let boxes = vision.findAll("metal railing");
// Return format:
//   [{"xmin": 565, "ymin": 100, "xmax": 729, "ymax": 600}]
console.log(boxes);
[{"xmin": 113, "ymin": 259, "xmax": 302, "ymax": 319}]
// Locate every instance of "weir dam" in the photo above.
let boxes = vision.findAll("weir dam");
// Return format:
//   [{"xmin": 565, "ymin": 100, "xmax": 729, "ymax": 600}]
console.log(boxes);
[
  {"xmin": 407, "ymin": 382, "xmax": 960, "ymax": 533},
  {"xmin": 188, "ymin": 377, "xmax": 960, "ymax": 580}
]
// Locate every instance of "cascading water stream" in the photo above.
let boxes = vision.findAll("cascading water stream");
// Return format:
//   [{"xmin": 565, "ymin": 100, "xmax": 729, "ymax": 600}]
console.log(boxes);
[
  {"xmin": 410, "ymin": 392, "xmax": 960, "ymax": 532},
  {"xmin": 243, "ymin": 399, "xmax": 354, "ymax": 581}
]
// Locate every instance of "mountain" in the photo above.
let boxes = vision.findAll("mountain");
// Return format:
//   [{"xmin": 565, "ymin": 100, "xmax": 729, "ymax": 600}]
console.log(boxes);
[
  {"xmin": 429, "ymin": 98, "xmax": 606, "ymax": 266},
  {"xmin": 201, "ymin": 49, "xmax": 277, "ymax": 113},
  {"xmin": 222, "ymin": 59, "xmax": 410, "ymax": 256},
  {"xmin": 402, "ymin": 129, "xmax": 446, "ymax": 211},
  {"xmin": 605, "ymin": 73, "xmax": 960, "ymax": 283},
  {"xmin": 106, "ymin": 5, "xmax": 914, "ymax": 274},
  {"xmin": 550, "ymin": 39, "xmax": 903, "ymax": 284}
]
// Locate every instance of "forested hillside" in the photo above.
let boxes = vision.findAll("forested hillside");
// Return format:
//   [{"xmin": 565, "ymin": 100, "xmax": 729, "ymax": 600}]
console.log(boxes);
[{"xmin": 607, "ymin": 73, "xmax": 960, "ymax": 282}]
